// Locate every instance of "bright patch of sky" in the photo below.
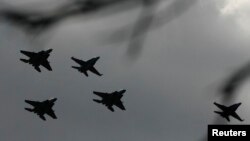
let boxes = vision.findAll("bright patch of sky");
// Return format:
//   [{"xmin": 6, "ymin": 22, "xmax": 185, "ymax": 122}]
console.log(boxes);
[{"xmin": 218, "ymin": 0, "xmax": 250, "ymax": 34}]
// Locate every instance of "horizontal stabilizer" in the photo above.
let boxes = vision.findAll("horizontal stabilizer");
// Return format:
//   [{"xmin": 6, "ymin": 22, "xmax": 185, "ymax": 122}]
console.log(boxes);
[
  {"xmin": 214, "ymin": 111, "xmax": 230, "ymax": 122},
  {"xmin": 71, "ymin": 57, "xmax": 85, "ymax": 65},
  {"xmin": 25, "ymin": 108, "xmax": 33, "ymax": 112},
  {"xmin": 20, "ymin": 50, "xmax": 35, "ymax": 57},
  {"xmin": 72, "ymin": 66, "xmax": 80, "ymax": 70},
  {"xmin": 93, "ymin": 99, "xmax": 102, "ymax": 103},
  {"xmin": 20, "ymin": 59, "xmax": 29, "ymax": 63},
  {"xmin": 214, "ymin": 111, "xmax": 222, "ymax": 115}
]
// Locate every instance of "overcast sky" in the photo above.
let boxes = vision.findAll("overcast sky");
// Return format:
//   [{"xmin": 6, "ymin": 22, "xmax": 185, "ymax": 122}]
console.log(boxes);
[{"xmin": 1, "ymin": 0, "xmax": 250, "ymax": 141}]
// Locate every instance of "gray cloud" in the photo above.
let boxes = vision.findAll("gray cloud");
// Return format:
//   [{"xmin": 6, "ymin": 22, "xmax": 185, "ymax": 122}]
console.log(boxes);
[
  {"xmin": 1, "ymin": 1, "xmax": 250, "ymax": 141},
  {"xmin": 102, "ymin": 0, "xmax": 198, "ymax": 60}
]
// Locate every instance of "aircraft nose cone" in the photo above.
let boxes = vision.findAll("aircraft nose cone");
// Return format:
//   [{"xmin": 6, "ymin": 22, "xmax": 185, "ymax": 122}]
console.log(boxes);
[
  {"xmin": 47, "ymin": 49, "xmax": 53, "ymax": 53},
  {"xmin": 121, "ymin": 89, "xmax": 126, "ymax": 93},
  {"xmin": 50, "ymin": 98, "xmax": 57, "ymax": 102}
]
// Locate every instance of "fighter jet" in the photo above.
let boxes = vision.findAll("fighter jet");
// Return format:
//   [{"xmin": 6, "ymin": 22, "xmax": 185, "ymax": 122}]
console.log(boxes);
[
  {"xmin": 25, "ymin": 98, "xmax": 57, "ymax": 121},
  {"xmin": 214, "ymin": 102, "xmax": 244, "ymax": 122},
  {"xmin": 20, "ymin": 49, "xmax": 53, "ymax": 72},
  {"xmin": 93, "ymin": 89, "xmax": 126, "ymax": 112},
  {"xmin": 71, "ymin": 56, "xmax": 102, "ymax": 77}
]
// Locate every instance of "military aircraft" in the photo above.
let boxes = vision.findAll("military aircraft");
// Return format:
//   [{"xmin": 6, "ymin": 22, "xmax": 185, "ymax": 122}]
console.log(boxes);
[
  {"xmin": 25, "ymin": 98, "xmax": 57, "ymax": 121},
  {"xmin": 93, "ymin": 89, "xmax": 126, "ymax": 112},
  {"xmin": 20, "ymin": 49, "xmax": 53, "ymax": 72},
  {"xmin": 71, "ymin": 56, "xmax": 102, "ymax": 77},
  {"xmin": 214, "ymin": 102, "xmax": 244, "ymax": 122}
]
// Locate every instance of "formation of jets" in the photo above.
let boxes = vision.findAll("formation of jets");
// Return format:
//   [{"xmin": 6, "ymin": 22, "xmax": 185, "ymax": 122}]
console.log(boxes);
[
  {"xmin": 19, "ymin": 49, "xmax": 246, "ymax": 122},
  {"xmin": 20, "ymin": 49, "xmax": 126, "ymax": 120},
  {"xmin": 1, "ymin": 1, "xmax": 246, "ymax": 123}
]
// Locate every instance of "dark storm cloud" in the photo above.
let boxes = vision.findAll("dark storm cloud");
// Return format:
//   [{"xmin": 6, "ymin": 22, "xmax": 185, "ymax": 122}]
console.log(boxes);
[
  {"xmin": 104, "ymin": 0, "xmax": 198, "ymax": 59},
  {"xmin": 1, "ymin": 0, "xmax": 250, "ymax": 141},
  {"xmin": 0, "ymin": 0, "xmax": 145, "ymax": 36},
  {"xmin": 0, "ymin": 0, "xmax": 150, "ymax": 56},
  {"xmin": 0, "ymin": 0, "xmax": 198, "ymax": 59},
  {"xmin": 220, "ymin": 61, "xmax": 250, "ymax": 101},
  {"xmin": 155, "ymin": 0, "xmax": 198, "ymax": 26}
]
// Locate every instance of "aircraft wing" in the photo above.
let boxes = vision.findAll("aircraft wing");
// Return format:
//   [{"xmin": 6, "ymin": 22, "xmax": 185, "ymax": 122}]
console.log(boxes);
[
  {"xmin": 25, "ymin": 100, "xmax": 40, "ymax": 107},
  {"xmin": 229, "ymin": 103, "xmax": 241, "ymax": 111},
  {"xmin": 231, "ymin": 112, "xmax": 243, "ymax": 122},
  {"xmin": 89, "ymin": 67, "xmax": 102, "ymax": 76},
  {"xmin": 88, "ymin": 57, "xmax": 99, "ymax": 66},
  {"xmin": 46, "ymin": 109, "xmax": 57, "ymax": 119},
  {"xmin": 93, "ymin": 91, "xmax": 108, "ymax": 98},
  {"xmin": 20, "ymin": 50, "xmax": 36, "ymax": 57},
  {"xmin": 71, "ymin": 57, "xmax": 85, "ymax": 65},
  {"xmin": 115, "ymin": 101, "xmax": 126, "ymax": 111},
  {"xmin": 41, "ymin": 60, "xmax": 52, "ymax": 71}
]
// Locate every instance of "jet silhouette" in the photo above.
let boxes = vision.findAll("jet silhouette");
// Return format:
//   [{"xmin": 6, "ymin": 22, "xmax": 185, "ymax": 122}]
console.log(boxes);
[
  {"xmin": 71, "ymin": 56, "xmax": 102, "ymax": 77},
  {"xmin": 25, "ymin": 98, "xmax": 57, "ymax": 121},
  {"xmin": 214, "ymin": 102, "xmax": 244, "ymax": 122},
  {"xmin": 20, "ymin": 49, "xmax": 53, "ymax": 72},
  {"xmin": 93, "ymin": 89, "xmax": 126, "ymax": 112}
]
